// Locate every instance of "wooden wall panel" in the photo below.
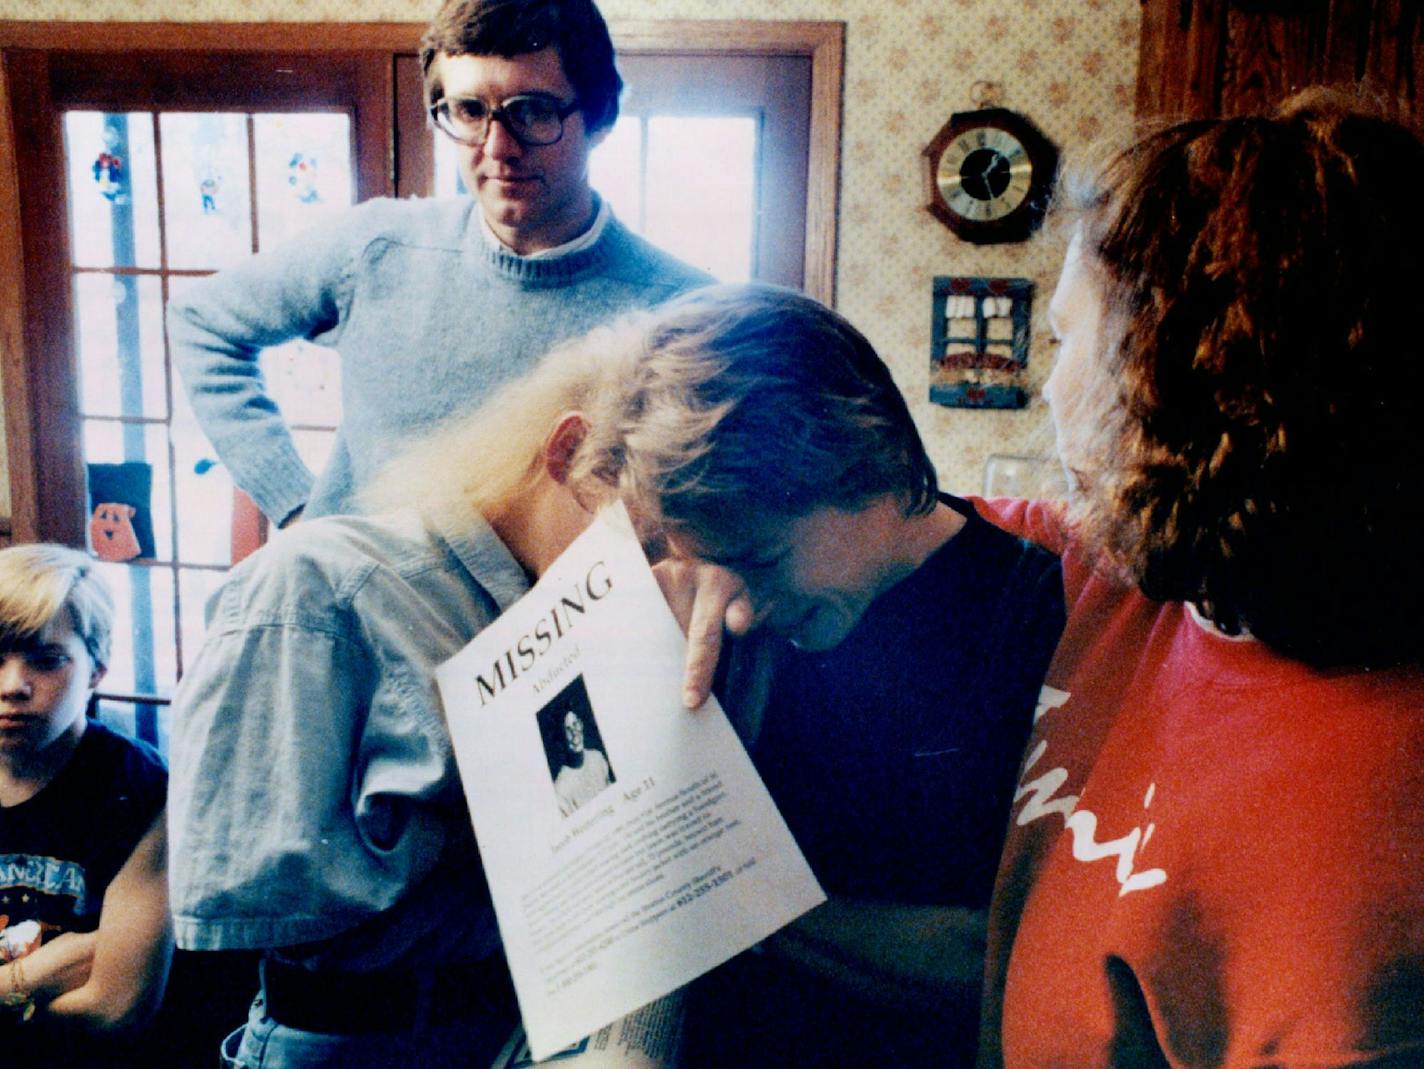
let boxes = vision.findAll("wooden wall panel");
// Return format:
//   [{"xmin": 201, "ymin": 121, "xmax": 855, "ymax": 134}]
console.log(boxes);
[
  {"xmin": 1184, "ymin": 0, "xmax": 1230, "ymax": 117},
  {"xmin": 1220, "ymin": 6, "xmax": 1323, "ymax": 115},
  {"xmin": 1357, "ymin": 0, "xmax": 1424, "ymax": 121},
  {"xmin": 0, "ymin": 52, "xmax": 34, "ymax": 544},
  {"xmin": 1321, "ymin": 0, "xmax": 1372, "ymax": 86},
  {"xmin": 5, "ymin": 50, "xmax": 86, "ymax": 546},
  {"xmin": 1138, "ymin": 0, "xmax": 1424, "ymax": 122}
]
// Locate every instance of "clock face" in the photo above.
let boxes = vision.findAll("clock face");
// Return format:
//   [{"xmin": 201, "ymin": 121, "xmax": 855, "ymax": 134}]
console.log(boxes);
[
  {"xmin": 923, "ymin": 108, "xmax": 1058, "ymax": 244},
  {"xmin": 936, "ymin": 126, "xmax": 1034, "ymax": 222}
]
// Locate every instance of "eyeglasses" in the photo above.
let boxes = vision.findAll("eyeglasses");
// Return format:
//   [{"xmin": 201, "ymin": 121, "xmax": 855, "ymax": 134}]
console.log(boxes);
[{"xmin": 429, "ymin": 93, "xmax": 581, "ymax": 148}]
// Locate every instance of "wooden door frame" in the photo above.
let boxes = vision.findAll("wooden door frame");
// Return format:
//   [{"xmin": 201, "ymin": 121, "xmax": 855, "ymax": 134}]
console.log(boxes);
[{"xmin": 0, "ymin": 19, "xmax": 844, "ymax": 546}]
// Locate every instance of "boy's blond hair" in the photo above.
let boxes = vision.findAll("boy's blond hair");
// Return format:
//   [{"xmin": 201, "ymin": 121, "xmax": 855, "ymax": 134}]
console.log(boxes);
[{"xmin": 0, "ymin": 543, "xmax": 114, "ymax": 670}]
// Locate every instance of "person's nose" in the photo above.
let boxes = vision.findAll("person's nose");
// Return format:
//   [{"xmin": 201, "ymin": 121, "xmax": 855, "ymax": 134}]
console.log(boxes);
[
  {"xmin": 1042, "ymin": 360, "xmax": 1060, "ymax": 408},
  {"xmin": 482, "ymin": 114, "xmax": 524, "ymax": 160},
  {"xmin": 0, "ymin": 658, "xmax": 32, "ymax": 701},
  {"xmin": 737, "ymin": 580, "xmax": 778, "ymax": 631}
]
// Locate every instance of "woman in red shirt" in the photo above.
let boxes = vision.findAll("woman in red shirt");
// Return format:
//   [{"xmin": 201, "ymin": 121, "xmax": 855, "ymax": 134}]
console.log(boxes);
[{"xmin": 977, "ymin": 92, "xmax": 1424, "ymax": 1068}]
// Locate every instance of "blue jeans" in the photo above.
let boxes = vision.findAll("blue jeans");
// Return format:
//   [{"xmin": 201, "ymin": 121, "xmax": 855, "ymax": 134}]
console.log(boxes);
[{"xmin": 220, "ymin": 991, "xmax": 515, "ymax": 1069}]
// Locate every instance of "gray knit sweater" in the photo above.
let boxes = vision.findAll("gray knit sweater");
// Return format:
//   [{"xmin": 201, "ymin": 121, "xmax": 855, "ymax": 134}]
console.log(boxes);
[{"xmin": 169, "ymin": 196, "xmax": 710, "ymax": 523}]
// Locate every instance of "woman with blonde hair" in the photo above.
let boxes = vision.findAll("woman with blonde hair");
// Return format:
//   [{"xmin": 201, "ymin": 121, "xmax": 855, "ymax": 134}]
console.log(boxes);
[
  {"xmin": 976, "ymin": 93, "xmax": 1424, "ymax": 1066},
  {"xmin": 169, "ymin": 283, "xmax": 962, "ymax": 1068}
]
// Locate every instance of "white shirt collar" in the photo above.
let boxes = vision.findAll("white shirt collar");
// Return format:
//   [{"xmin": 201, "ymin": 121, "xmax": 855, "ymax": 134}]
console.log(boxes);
[
  {"xmin": 479, "ymin": 195, "xmax": 610, "ymax": 260},
  {"xmin": 1185, "ymin": 599, "xmax": 1255, "ymax": 642}
]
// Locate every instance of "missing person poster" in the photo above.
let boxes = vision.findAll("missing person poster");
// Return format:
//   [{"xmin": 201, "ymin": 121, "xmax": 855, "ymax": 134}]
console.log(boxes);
[{"xmin": 437, "ymin": 504, "xmax": 825, "ymax": 1061}]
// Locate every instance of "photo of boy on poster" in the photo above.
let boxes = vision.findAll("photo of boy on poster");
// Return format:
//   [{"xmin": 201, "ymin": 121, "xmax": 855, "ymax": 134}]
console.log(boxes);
[{"xmin": 536, "ymin": 676, "xmax": 615, "ymax": 817}]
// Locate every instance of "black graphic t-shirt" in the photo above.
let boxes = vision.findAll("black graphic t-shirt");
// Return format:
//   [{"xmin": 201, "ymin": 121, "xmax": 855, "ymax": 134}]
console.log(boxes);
[{"xmin": 0, "ymin": 721, "xmax": 166, "ymax": 961}]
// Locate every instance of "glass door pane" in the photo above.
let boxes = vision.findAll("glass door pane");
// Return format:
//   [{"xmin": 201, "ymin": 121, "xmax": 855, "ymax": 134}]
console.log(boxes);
[
  {"xmin": 159, "ymin": 112, "xmax": 254, "ymax": 272},
  {"xmin": 254, "ymin": 113, "xmax": 355, "ymax": 248},
  {"xmin": 60, "ymin": 107, "xmax": 354, "ymax": 750},
  {"xmin": 64, "ymin": 111, "xmax": 161, "ymax": 270},
  {"xmin": 589, "ymin": 114, "xmax": 758, "ymax": 281},
  {"xmin": 644, "ymin": 115, "xmax": 756, "ymax": 281}
]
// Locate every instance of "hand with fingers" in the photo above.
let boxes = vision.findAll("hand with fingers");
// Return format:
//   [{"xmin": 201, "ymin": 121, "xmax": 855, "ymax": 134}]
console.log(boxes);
[{"xmin": 652, "ymin": 558, "xmax": 757, "ymax": 709}]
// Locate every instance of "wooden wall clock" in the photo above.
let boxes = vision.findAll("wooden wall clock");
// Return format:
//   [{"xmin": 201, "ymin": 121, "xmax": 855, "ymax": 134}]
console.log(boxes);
[{"xmin": 922, "ymin": 107, "xmax": 1058, "ymax": 244}]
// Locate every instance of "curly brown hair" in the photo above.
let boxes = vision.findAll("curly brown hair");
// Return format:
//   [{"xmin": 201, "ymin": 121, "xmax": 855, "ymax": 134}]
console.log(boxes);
[{"xmin": 1065, "ymin": 90, "xmax": 1424, "ymax": 668}]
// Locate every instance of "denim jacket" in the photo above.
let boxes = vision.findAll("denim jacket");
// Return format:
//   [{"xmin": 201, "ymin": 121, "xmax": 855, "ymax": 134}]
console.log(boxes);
[{"xmin": 169, "ymin": 508, "xmax": 529, "ymax": 970}]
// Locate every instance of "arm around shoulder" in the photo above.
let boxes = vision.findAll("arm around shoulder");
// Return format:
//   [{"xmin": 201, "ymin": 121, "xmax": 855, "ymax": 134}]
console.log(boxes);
[{"xmin": 970, "ymin": 496, "xmax": 1071, "ymax": 556}]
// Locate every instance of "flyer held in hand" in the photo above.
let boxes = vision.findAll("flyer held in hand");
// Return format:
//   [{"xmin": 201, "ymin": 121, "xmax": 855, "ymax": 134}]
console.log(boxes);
[{"xmin": 436, "ymin": 503, "xmax": 825, "ymax": 1060}]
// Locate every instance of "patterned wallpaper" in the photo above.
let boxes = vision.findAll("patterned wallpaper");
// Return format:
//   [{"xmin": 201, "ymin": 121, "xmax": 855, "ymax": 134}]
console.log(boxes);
[{"xmin": 2, "ymin": 0, "xmax": 1140, "ymax": 497}]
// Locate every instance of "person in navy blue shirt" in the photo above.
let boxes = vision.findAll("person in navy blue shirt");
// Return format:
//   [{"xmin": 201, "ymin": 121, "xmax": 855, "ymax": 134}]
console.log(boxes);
[{"xmin": 0, "ymin": 544, "xmax": 169, "ymax": 1061}]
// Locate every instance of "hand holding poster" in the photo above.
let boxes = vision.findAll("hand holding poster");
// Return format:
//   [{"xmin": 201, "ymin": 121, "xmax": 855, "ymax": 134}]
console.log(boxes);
[{"xmin": 437, "ymin": 504, "xmax": 825, "ymax": 1060}]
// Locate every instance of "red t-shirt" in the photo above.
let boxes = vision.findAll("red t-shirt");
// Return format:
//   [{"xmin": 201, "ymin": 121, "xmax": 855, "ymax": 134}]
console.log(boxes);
[{"xmin": 975, "ymin": 497, "xmax": 1424, "ymax": 1069}]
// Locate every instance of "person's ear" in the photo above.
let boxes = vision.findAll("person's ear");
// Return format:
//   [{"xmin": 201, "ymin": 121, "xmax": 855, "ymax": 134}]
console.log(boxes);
[
  {"xmin": 88, "ymin": 663, "xmax": 107, "ymax": 690},
  {"xmin": 543, "ymin": 412, "xmax": 589, "ymax": 486}
]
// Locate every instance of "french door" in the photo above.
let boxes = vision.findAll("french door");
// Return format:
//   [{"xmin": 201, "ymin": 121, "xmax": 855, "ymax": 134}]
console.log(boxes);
[{"xmin": 0, "ymin": 21, "xmax": 842, "ymax": 749}]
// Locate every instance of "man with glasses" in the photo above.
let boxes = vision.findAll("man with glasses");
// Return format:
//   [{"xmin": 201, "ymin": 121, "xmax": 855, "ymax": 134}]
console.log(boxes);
[{"xmin": 169, "ymin": 0, "xmax": 709, "ymax": 528}]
